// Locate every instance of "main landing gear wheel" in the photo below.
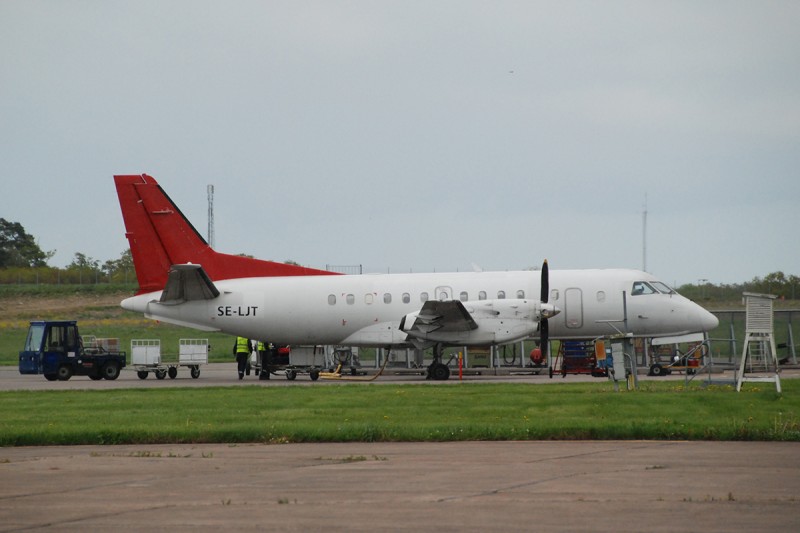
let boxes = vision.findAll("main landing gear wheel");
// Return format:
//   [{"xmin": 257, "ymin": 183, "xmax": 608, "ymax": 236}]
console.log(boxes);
[
  {"xmin": 427, "ymin": 343, "xmax": 451, "ymax": 381},
  {"xmin": 428, "ymin": 362, "xmax": 450, "ymax": 381}
]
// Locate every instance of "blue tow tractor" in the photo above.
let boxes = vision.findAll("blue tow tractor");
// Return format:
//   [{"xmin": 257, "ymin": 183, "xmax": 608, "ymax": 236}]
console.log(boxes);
[{"xmin": 18, "ymin": 321, "xmax": 127, "ymax": 381}]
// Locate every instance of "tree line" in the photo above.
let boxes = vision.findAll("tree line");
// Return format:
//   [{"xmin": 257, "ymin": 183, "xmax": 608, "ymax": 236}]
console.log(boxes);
[
  {"xmin": 1, "ymin": 218, "xmax": 797, "ymax": 299},
  {"xmin": 0, "ymin": 218, "xmax": 133, "ymax": 285}
]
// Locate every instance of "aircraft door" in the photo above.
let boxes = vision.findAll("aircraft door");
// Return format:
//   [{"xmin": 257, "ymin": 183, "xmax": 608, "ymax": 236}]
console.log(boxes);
[
  {"xmin": 564, "ymin": 288, "xmax": 584, "ymax": 329},
  {"xmin": 435, "ymin": 286, "xmax": 453, "ymax": 301}
]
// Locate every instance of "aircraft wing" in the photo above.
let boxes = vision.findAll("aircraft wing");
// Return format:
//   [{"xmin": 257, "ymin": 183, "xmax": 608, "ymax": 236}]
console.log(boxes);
[
  {"xmin": 159, "ymin": 264, "xmax": 220, "ymax": 304},
  {"xmin": 401, "ymin": 299, "xmax": 479, "ymax": 336}
]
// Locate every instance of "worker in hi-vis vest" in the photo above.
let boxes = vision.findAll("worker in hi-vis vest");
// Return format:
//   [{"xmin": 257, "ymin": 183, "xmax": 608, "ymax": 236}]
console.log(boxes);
[
  {"xmin": 257, "ymin": 341, "xmax": 273, "ymax": 381},
  {"xmin": 233, "ymin": 336, "xmax": 251, "ymax": 380}
]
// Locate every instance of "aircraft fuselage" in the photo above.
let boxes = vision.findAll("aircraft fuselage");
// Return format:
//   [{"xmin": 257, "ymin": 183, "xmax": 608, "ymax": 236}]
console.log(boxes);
[{"xmin": 122, "ymin": 268, "xmax": 718, "ymax": 347}]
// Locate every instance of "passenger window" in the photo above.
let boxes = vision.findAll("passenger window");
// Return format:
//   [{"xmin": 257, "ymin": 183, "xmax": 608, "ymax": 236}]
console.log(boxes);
[
  {"xmin": 516, "ymin": 290, "xmax": 525, "ymax": 299},
  {"xmin": 384, "ymin": 293, "xmax": 392, "ymax": 304},
  {"xmin": 328, "ymin": 294, "xmax": 336, "ymax": 305},
  {"xmin": 365, "ymin": 293, "xmax": 374, "ymax": 304},
  {"xmin": 478, "ymin": 291, "xmax": 487, "ymax": 300},
  {"xmin": 460, "ymin": 291, "xmax": 468, "ymax": 301},
  {"xmin": 346, "ymin": 294, "xmax": 355, "ymax": 305},
  {"xmin": 497, "ymin": 290, "xmax": 505, "ymax": 299},
  {"xmin": 596, "ymin": 291, "xmax": 606, "ymax": 302},
  {"xmin": 402, "ymin": 293, "xmax": 410, "ymax": 304},
  {"xmin": 420, "ymin": 292, "xmax": 429, "ymax": 303}
]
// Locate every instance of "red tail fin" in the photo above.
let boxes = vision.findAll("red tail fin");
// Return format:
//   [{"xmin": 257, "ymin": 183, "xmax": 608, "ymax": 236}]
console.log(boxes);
[{"xmin": 114, "ymin": 174, "xmax": 337, "ymax": 294}]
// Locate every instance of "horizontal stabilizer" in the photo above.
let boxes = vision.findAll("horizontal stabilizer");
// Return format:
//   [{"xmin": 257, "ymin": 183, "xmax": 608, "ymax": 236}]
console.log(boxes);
[{"xmin": 159, "ymin": 264, "xmax": 220, "ymax": 304}]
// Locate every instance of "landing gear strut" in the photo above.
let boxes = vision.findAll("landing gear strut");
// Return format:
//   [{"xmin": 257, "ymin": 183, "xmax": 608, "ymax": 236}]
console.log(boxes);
[{"xmin": 427, "ymin": 344, "xmax": 451, "ymax": 381}]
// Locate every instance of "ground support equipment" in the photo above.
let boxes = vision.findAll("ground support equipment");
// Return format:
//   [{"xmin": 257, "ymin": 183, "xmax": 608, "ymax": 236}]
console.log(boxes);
[{"xmin": 131, "ymin": 339, "xmax": 207, "ymax": 380}]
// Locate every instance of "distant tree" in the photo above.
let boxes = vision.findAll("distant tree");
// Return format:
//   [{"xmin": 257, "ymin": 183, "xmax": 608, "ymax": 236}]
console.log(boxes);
[
  {"xmin": 0, "ymin": 218, "xmax": 53, "ymax": 267},
  {"xmin": 102, "ymin": 249, "xmax": 135, "ymax": 283},
  {"xmin": 67, "ymin": 252, "xmax": 101, "ymax": 283},
  {"xmin": 102, "ymin": 249, "xmax": 133, "ymax": 277},
  {"xmin": 67, "ymin": 252, "xmax": 99, "ymax": 271}
]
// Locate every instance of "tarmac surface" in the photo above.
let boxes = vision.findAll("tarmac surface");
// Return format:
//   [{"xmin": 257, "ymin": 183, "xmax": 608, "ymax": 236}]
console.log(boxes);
[
  {"xmin": 2, "ymin": 441, "xmax": 799, "ymax": 532},
  {"xmin": 2, "ymin": 366, "xmax": 798, "ymax": 531}
]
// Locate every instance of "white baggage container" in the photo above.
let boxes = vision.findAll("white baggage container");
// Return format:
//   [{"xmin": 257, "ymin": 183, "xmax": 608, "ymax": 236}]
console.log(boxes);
[
  {"xmin": 131, "ymin": 339, "xmax": 161, "ymax": 366},
  {"xmin": 179, "ymin": 339, "xmax": 209, "ymax": 364}
]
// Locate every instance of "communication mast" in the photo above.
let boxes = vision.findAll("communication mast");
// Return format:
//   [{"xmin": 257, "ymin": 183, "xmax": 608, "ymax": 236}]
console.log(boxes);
[{"xmin": 207, "ymin": 184, "xmax": 215, "ymax": 248}]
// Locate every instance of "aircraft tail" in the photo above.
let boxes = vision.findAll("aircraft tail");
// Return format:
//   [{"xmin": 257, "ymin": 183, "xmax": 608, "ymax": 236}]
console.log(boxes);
[{"xmin": 114, "ymin": 174, "xmax": 337, "ymax": 294}]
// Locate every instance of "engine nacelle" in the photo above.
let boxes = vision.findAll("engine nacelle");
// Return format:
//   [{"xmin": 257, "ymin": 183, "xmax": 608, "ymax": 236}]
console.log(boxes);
[{"xmin": 400, "ymin": 299, "xmax": 559, "ymax": 346}]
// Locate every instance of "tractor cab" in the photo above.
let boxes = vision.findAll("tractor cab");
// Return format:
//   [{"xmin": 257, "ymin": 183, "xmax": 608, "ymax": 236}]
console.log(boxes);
[{"xmin": 19, "ymin": 321, "xmax": 125, "ymax": 381}]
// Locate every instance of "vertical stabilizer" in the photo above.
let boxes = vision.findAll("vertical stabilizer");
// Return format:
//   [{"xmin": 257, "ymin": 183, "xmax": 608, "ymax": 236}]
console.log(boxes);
[{"xmin": 114, "ymin": 174, "xmax": 337, "ymax": 294}]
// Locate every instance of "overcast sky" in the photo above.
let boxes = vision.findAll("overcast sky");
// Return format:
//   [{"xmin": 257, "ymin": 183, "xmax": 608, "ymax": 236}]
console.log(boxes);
[{"xmin": 2, "ymin": 1, "xmax": 798, "ymax": 286}]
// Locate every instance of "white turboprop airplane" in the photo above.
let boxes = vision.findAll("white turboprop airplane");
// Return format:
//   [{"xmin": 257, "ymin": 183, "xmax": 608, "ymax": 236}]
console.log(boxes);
[{"xmin": 114, "ymin": 174, "xmax": 719, "ymax": 380}]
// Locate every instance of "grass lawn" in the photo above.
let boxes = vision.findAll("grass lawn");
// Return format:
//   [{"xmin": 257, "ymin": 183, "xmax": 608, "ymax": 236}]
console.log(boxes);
[{"xmin": 1, "ymin": 380, "xmax": 797, "ymax": 446}]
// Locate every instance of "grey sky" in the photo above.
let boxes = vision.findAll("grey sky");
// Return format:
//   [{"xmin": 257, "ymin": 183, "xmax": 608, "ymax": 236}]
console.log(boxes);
[{"xmin": 2, "ymin": 1, "xmax": 798, "ymax": 286}]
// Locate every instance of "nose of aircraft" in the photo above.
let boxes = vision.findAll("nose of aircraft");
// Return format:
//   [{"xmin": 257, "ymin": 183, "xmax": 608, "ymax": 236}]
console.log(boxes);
[{"xmin": 697, "ymin": 307, "xmax": 719, "ymax": 331}]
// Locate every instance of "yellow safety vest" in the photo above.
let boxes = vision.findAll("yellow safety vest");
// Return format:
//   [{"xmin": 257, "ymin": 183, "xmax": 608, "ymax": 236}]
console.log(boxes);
[{"xmin": 236, "ymin": 337, "xmax": 250, "ymax": 353}]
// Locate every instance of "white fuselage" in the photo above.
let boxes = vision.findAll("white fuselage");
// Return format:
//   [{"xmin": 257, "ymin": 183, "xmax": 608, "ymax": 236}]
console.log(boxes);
[{"xmin": 122, "ymin": 268, "xmax": 719, "ymax": 347}]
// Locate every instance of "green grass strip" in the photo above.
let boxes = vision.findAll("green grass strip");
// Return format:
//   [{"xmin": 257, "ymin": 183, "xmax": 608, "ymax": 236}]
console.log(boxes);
[{"xmin": 1, "ymin": 381, "xmax": 798, "ymax": 446}]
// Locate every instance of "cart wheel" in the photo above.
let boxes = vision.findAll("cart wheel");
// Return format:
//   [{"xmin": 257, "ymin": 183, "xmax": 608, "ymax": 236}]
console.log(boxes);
[
  {"xmin": 548, "ymin": 366, "xmax": 553, "ymax": 379},
  {"xmin": 168, "ymin": 367, "xmax": 178, "ymax": 379},
  {"xmin": 155, "ymin": 369, "xmax": 167, "ymax": 380},
  {"xmin": 190, "ymin": 366, "xmax": 201, "ymax": 379},
  {"xmin": 650, "ymin": 364, "xmax": 663, "ymax": 377},
  {"xmin": 57, "ymin": 364, "xmax": 73, "ymax": 381},
  {"xmin": 310, "ymin": 369, "xmax": 320, "ymax": 381},
  {"xmin": 137, "ymin": 370, "xmax": 149, "ymax": 380},
  {"xmin": 286, "ymin": 369, "xmax": 297, "ymax": 380}
]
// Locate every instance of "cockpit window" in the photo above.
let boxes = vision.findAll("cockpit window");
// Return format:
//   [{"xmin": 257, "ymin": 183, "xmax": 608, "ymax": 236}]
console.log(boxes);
[
  {"xmin": 650, "ymin": 281, "xmax": 675, "ymax": 295},
  {"xmin": 631, "ymin": 281, "xmax": 657, "ymax": 296}
]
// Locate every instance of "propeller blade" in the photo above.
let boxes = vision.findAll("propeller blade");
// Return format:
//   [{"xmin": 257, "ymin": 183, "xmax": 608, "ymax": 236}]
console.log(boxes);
[
  {"xmin": 540, "ymin": 259, "xmax": 549, "ymax": 304},
  {"xmin": 540, "ymin": 318, "xmax": 549, "ymax": 359},
  {"xmin": 540, "ymin": 259, "xmax": 550, "ymax": 359}
]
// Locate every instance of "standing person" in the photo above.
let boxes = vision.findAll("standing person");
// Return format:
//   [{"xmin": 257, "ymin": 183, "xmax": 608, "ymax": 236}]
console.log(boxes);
[
  {"xmin": 233, "ymin": 336, "xmax": 251, "ymax": 380},
  {"xmin": 257, "ymin": 341, "xmax": 271, "ymax": 380}
]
